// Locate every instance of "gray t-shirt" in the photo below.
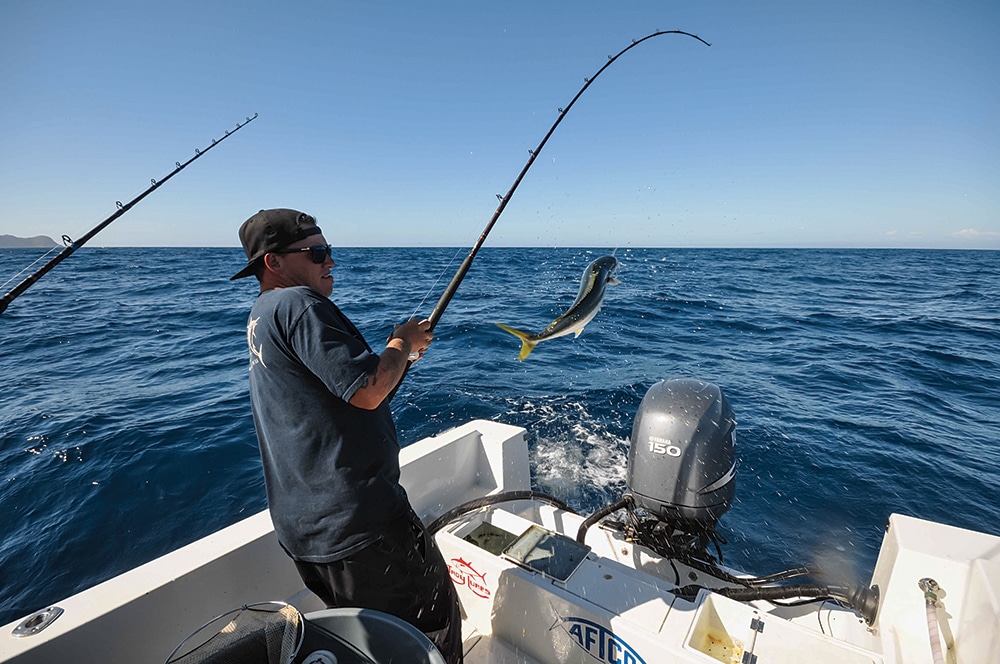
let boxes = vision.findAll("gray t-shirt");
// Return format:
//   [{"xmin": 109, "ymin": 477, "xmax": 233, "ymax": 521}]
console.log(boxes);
[{"xmin": 246, "ymin": 286, "xmax": 409, "ymax": 563}]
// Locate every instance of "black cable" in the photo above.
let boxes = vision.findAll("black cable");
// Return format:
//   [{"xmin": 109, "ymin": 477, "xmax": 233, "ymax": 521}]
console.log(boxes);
[
  {"xmin": 671, "ymin": 583, "xmax": 880, "ymax": 625},
  {"xmin": 672, "ymin": 583, "xmax": 833, "ymax": 603},
  {"xmin": 427, "ymin": 490, "xmax": 577, "ymax": 535},
  {"xmin": 576, "ymin": 496, "xmax": 632, "ymax": 543},
  {"xmin": 743, "ymin": 566, "xmax": 817, "ymax": 586}
]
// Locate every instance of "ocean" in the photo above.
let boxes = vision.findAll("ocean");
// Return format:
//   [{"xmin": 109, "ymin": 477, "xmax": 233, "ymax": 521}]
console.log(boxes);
[{"xmin": 1, "ymin": 246, "xmax": 998, "ymax": 627}]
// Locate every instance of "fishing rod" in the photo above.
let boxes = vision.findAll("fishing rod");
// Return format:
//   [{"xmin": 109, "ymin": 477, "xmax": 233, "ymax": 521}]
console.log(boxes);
[
  {"xmin": 0, "ymin": 113, "xmax": 258, "ymax": 316},
  {"xmin": 391, "ymin": 30, "xmax": 709, "ymax": 399},
  {"xmin": 423, "ymin": 29, "xmax": 710, "ymax": 332}
]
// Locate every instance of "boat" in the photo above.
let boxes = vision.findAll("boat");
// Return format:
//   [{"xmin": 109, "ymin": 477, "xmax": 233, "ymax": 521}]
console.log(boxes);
[{"xmin": 2, "ymin": 377, "xmax": 998, "ymax": 663}]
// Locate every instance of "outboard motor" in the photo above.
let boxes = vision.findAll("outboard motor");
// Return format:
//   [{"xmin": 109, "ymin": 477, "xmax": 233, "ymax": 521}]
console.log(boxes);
[{"xmin": 627, "ymin": 378, "xmax": 736, "ymax": 530}]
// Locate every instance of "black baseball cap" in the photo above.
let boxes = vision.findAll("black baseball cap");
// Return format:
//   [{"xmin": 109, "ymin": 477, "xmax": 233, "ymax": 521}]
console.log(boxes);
[{"xmin": 231, "ymin": 208, "xmax": 323, "ymax": 280}]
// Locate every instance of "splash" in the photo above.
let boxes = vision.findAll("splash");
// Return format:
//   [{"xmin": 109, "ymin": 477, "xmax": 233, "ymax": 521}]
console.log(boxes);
[{"xmin": 505, "ymin": 398, "xmax": 630, "ymax": 512}]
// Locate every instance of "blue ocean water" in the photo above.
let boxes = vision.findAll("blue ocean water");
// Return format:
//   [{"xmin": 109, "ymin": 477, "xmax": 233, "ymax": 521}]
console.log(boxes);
[{"xmin": 1, "ymin": 246, "xmax": 998, "ymax": 627}]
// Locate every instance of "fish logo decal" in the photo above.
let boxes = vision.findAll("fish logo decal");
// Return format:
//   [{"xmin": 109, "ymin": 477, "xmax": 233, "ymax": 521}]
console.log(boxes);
[
  {"xmin": 247, "ymin": 316, "xmax": 266, "ymax": 369},
  {"xmin": 554, "ymin": 616, "xmax": 647, "ymax": 664},
  {"xmin": 496, "ymin": 255, "xmax": 620, "ymax": 360},
  {"xmin": 448, "ymin": 557, "xmax": 491, "ymax": 599}
]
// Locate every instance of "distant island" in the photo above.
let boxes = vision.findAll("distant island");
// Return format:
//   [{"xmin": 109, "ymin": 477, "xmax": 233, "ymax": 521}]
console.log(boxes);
[{"xmin": 0, "ymin": 234, "xmax": 59, "ymax": 248}]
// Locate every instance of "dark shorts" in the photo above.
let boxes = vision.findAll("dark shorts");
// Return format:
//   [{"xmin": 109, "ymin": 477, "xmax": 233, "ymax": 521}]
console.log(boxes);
[{"xmin": 294, "ymin": 510, "xmax": 463, "ymax": 664}]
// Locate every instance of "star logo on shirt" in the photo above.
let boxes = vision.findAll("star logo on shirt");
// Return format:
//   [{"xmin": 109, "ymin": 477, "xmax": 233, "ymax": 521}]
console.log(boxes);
[{"xmin": 247, "ymin": 316, "xmax": 266, "ymax": 369}]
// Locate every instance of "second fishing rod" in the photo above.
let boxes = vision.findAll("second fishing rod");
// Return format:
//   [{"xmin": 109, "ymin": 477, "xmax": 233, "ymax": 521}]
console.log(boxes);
[
  {"xmin": 394, "ymin": 29, "xmax": 711, "ymax": 394},
  {"xmin": 0, "ymin": 114, "xmax": 258, "ymax": 316}
]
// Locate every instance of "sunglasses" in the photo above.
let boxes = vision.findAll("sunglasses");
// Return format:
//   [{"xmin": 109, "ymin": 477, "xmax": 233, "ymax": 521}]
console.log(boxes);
[{"xmin": 274, "ymin": 244, "xmax": 334, "ymax": 264}]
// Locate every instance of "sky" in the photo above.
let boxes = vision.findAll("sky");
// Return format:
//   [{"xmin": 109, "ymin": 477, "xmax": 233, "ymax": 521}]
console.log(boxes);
[{"xmin": 1, "ymin": 1, "xmax": 997, "ymax": 249}]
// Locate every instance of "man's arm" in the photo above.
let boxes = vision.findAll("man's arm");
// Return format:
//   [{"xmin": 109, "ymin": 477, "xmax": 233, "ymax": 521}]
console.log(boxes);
[{"xmin": 349, "ymin": 319, "xmax": 431, "ymax": 410}]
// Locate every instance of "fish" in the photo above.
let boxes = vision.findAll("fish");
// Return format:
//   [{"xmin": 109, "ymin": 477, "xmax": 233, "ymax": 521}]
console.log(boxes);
[{"xmin": 496, "ymin": 255, "xmax": 620, "ymax": 360}]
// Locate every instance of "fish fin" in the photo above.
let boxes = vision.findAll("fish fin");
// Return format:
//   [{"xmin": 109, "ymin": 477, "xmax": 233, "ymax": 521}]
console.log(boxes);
[
  {"xmin": 574, "ymin": 327, "xmax": 585, "ymax": 338},
  {"xmin": 607, "ymin": 277, "xmax": 621, "ymax": 285},
  {"xmin": 496, "ymin": 323, "xmax": 538, "ymax": 361},
  {"xmin": 495, "ymin": 322, "xmax": 531, "ymax": 339}
]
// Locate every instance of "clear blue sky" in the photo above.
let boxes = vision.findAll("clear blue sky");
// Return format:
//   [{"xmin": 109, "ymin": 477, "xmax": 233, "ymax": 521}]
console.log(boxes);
[{"xmin": 1, "ymin": 1, "xmax": 997, "ymax": 248}]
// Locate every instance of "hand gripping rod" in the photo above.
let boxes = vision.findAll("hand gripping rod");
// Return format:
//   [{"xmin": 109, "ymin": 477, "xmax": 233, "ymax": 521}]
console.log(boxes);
[{"xmin": 0, "ymin": 113, "xmax": 258, "ymax": 316}]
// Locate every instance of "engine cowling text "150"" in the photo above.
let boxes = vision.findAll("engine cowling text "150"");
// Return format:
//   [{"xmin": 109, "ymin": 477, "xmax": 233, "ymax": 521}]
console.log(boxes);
[{"xmin": 648, "ymin": 438, "xmax": 682, "ymax": 457}]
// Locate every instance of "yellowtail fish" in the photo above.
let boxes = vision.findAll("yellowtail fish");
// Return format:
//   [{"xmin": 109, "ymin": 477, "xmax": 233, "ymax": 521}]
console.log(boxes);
[{"xmin": 496, "ymin": 256, "xmax": 620, "ymax": 360}]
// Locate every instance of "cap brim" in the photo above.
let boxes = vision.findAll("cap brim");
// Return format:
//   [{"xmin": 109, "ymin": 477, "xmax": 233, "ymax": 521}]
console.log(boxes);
[{"xmin": 230, "ymin": 260, "xmax": 259, "ymax": 280}]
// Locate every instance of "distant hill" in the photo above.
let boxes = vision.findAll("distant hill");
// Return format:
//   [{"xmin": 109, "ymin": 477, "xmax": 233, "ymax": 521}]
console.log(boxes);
[{"xmin": 0, "ymin": 234, "xmax": 59, "ymax": 248}]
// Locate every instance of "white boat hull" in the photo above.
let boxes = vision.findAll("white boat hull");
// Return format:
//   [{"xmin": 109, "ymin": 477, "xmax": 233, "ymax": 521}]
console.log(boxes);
[{"xmin": 3, "ymin": 420, "xmax": 998, "ymax": 663}]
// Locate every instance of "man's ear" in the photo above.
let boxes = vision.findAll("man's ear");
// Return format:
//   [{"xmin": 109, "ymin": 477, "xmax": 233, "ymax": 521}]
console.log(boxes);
[{"xmin": 262, "ymin": 253, "xmax": 282, "ymax": 273}]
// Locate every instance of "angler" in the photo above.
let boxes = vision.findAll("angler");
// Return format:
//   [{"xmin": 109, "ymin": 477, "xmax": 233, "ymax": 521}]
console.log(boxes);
[{"xmin": 496, "ymin": 255, "xmax": 620, "ymax": 360}]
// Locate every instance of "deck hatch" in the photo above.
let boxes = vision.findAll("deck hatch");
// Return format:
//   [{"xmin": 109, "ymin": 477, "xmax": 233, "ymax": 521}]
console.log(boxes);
[
  {"xmin": 503, "ymin": 524, "xmax": 591, "ymax": 582},
  {"xmin": 463, "ymin": 521, "xmax": 519, "ymax": 556}
]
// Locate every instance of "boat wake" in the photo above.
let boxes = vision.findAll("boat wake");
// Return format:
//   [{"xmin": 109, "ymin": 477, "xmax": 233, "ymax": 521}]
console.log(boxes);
[{"xmin": 501, "ymin": 397, "xmax": 629, "ymax": 511}]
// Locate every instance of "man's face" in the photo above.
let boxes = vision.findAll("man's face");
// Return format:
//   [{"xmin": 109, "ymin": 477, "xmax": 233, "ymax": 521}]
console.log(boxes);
[{"xmin": 273, "ymin": 234, "xmax": 336, "ymax": 296}]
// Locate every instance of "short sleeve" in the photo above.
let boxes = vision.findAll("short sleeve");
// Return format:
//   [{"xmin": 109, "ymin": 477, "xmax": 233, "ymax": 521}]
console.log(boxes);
[{"xmin": 287, "ymin": 294, "xmax": 380, "ymax": 403}]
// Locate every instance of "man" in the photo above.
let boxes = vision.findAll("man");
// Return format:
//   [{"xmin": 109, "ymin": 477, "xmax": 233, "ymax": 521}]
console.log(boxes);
[{"xmin": 232, "ymin": 208, "xmax": 462, "ymax": 662}]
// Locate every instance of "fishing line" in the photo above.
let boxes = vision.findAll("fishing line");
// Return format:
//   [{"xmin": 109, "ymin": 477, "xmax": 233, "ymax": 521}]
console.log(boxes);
[
  {"xmin": 0, "ymin": 246, "xmax": 62, "ymax": 292},
  {"xmin": 0, "ymin": 113, "xmax": 258, "ymax": 316},
  {"xmin": 408, "ymin": 246, "xmax": 467, "ymax": 320}
]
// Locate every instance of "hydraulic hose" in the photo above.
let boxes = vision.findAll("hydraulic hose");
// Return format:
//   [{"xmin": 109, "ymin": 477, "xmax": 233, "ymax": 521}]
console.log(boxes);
[
  {"xmin": 427, "ymin": 490, "xmax": 576, "ymax": 535},
  {"xmin": 576, "ymin": 496, "xmax": 632, "ymax": 543},
  {"xmin": 919, "ymin": 578, "xmax": 947, "ymax": 664},
  {"xmin": 672, "ymin": 582, "xmax": 880, "ymax": 625}
]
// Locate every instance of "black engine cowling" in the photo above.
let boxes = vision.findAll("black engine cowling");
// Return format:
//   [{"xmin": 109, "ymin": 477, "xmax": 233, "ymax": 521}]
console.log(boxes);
[{"xmin": 626, "ymin": 378, "xmax": 736, "ymax": 527}]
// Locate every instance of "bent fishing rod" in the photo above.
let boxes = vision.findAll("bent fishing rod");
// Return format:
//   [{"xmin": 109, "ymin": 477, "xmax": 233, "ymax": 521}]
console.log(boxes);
[
  {"xmin": 391, "ymin": 30, "xmax": 710, "ymax": 398},
  {"xmin": 0, "ymin": 113, "xmax": 258, "ymax": 316},
  {"xmin": 425, "ymin": 29, "xmax": 709, "ymax": 331}
]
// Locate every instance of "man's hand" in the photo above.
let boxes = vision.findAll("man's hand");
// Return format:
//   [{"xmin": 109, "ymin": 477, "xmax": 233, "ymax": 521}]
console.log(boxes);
[
  {"xmin": 350, "ymin": 318, "xmax": 433, "ymax": 410},
  {"xmin": 389, "ymin": 318, "xmax": 433, "ymax": 362}
]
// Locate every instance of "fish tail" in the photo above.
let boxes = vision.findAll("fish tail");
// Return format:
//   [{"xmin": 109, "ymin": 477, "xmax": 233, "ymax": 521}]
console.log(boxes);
[{"xmin": 495, "ymin": 323, "xmax": 538, "ymax": 361}]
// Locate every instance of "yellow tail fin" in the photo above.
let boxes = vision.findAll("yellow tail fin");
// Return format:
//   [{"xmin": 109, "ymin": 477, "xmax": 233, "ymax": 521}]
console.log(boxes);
[{"xmin": 495, "ymin": 323, "xmax": 538, "ymax": 361}]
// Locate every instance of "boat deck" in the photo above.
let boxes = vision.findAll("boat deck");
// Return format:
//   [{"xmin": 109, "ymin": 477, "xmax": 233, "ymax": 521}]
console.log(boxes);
[{"xmin": 3, "ymin": 420, "xmax": 999, "ymax": 663}]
